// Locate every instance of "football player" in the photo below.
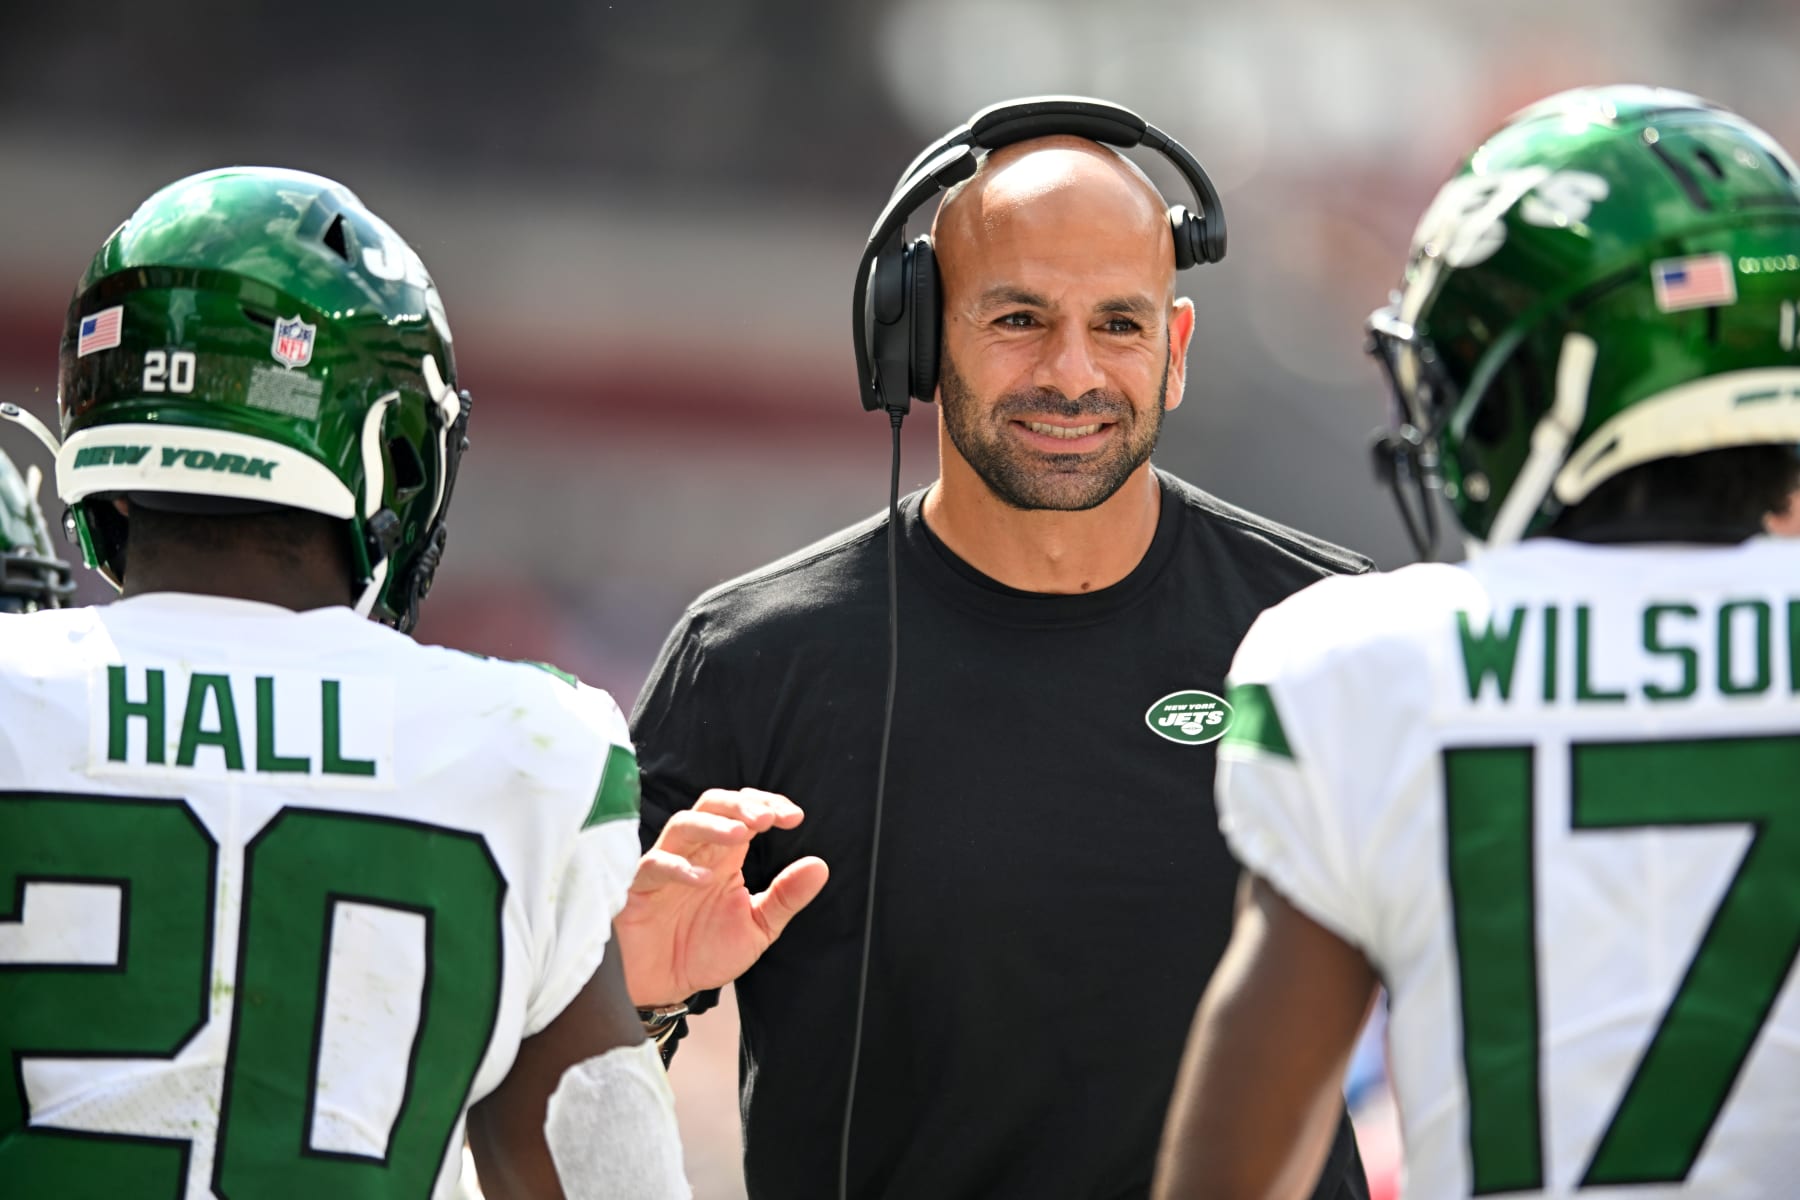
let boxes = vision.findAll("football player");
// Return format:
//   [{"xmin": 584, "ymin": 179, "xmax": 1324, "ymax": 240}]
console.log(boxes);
[
  {"xmin": 0, "ymin": 167, "xmax": 699, "ymax": 1198},
  {"xmin": 1154, "ymin": 86, "xmax": 1800, "ymax": 1199},
  {"xmin": 0, "ymin": 443, "xmax": 74, "ymax": 612}
]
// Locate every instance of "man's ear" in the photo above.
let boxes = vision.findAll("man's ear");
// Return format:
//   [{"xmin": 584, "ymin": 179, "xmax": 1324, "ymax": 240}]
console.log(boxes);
[{"xmin": 1165, "ymin": 297, "xmax": 1197, "ymax": 413}]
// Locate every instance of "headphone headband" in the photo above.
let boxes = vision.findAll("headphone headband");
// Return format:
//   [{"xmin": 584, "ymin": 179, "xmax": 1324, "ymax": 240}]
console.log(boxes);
[
  {"xmin": 970, "ymin": 95, "xmax": 1148, "ymax": 150},
  {"xmin": 853, "ymin": 95, "xmax": 1227, "ymax": 414}
]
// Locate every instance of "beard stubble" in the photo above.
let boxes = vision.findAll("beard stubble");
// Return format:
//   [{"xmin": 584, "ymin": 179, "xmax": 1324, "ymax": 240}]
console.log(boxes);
[{"xmin": 937, "ymin": 348, "xmax": 1169, "ymax": 511}]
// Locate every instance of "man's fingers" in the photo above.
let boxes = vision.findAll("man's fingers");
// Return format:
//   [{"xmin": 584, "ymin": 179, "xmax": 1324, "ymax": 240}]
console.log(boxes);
[
  {"xmin": 694, "ymin": 787, "xmax": 805, "ymax": 831},
  {"xmin": 750, "ymin": 855, "xmax": 829, "ymax": 942},
  {"xmin": 737, "ymin": 788, "xmax": 805, "ymax": 829},
  {"xmin": 630, "ymin": 848, "xmax": 713, "ymax": 892},
  {"xmin": 692, "ymin": 789, "xmax": 774, "ymax": 830},
  {"xmin": 655, "ymin": 808, "xmax": 753, "ymax": 853}
]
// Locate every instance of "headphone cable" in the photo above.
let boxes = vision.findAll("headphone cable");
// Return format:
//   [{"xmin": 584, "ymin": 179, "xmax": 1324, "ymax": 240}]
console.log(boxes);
[{"xmin": 838, "ymin": 405, "xmax": 905, "ymax": 1200}]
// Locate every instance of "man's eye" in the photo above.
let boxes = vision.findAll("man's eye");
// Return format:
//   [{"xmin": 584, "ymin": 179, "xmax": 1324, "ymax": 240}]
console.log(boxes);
[
  {"xmin": 1102, "ymin": 317, "xmax": 1142, "ymax": 334},
  {"xmin": 996, "ymin": 312, "xmax": 1038, "ymax": 328}
]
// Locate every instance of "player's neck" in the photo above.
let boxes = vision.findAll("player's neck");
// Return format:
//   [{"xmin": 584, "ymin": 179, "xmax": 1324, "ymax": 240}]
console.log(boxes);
[
  {"xmin": 923, "ymin": 442, "xmax": 1161, "ymax": 595},
  {"xmin": 121, "ymin": 553, "xmax": 356, "ymax": 613}
]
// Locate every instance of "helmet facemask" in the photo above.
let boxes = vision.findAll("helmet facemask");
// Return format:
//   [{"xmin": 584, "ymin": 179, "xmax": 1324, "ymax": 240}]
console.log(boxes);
[
  {"xmin": 0, "ymin": 450, "xmax": 76, "ymax": 612},
  {"xmin": 1367, "ymin": 301, "xmax": 1450, "ymax": 559}
]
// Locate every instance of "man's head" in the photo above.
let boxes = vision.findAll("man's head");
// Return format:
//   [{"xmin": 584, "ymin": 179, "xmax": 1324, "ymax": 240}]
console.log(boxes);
[
  {"xmin": 930, "ymin": 136, "xmax": 1196, "ymax": 511},
  {"xmin": 1371, "ymin": 85, "xmax": 1800, "ymax": 554},
  {"xmin": 47, "ymin": 166, "xmax": 468, "ymax": 629},
  {"xmin": 0, "ymin": 446, "xmax": 75, "ymax": 613}
]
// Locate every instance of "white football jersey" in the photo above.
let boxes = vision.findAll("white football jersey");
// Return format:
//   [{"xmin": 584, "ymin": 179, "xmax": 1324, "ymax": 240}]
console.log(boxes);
[
  {"xmin": 0, "ymin": 593, "xmax": 642, "ymax": 1199},
  {"xmin": 1218, "ymin": 538, "xmax": 1800, "ymax": 1199}
]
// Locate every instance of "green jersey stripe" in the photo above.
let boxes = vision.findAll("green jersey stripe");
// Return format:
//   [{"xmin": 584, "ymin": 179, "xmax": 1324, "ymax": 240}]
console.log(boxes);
[
  {"xmin": 1223, "ymin": 682, "xmax": 1295, "ymax": 761},
  {"xmin": 584, "ymin": 745, "xmax": 640, "ymax": 829}
]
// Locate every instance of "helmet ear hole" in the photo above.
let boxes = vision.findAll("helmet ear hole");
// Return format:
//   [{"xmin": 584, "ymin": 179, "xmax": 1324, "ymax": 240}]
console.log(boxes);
[
  {"xmin": 386, "ymin": 436, "xmax": 425, "ymax": 500},
  {"xmin": 87, "ymin": 499, "xmax": 129, "ymax": 583}
]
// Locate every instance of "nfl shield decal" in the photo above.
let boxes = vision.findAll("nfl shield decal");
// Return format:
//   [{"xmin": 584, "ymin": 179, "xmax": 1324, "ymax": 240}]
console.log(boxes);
[
  {"xmin": 271, "ymin": 315, "xmax": 317, "ymax": 368},
  {"xmin": 1145, "ymin": 689, "xmax": 1234, "ymax": 745}
]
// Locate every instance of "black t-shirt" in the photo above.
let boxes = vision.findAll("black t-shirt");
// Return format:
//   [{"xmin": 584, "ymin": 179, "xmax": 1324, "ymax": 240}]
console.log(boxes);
[{"xmin": 632, "ymin": 468, "xmax": 1374, "ymax": 1200}]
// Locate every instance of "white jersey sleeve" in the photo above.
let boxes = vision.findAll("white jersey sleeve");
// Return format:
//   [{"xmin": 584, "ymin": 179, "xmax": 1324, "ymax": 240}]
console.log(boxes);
[
  {"xmin": 523, "ymin": 678, "xmax": 642, "ymax": 1036},
  {"xmin": 1216, "ymin": 565, "xmax": 1486, "ymax": 957},
  {"xmin": 1217, "ymin": 575, "xmax": 1381, "ymax": 952}
]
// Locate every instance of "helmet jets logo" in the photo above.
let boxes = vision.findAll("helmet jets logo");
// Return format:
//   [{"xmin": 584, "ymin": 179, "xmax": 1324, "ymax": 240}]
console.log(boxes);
[
  {"xmin": 1409, "ymin": 169, "xmax": 1547, "ymax": 270},
  {"xmin": 1401, "ymin": 168, "xmax": 1613, "ymax": 341},
  {"xmin": 1145, "ymin": 690, "xmax": 1235, "ymax": 745},
  {"xmin": 1519, "ymin": 171, "xmax": 1610, "ymax": 230},
  {"xmin": 271, "ymin": 315, "xmax": 316, "ymax": 369},
  {"xmin": 362, "ymin": 231, "xmax": 454, "ymax": 347},
  {"xmin": 1409, "ymin": 169, "xmax": 1610, "ymax": 274}
]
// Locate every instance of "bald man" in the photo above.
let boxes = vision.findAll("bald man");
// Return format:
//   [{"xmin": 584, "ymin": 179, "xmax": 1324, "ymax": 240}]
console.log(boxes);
[{"xmin": 628, "ymin": 131, "xmax": 1373, "ymax": 1199}]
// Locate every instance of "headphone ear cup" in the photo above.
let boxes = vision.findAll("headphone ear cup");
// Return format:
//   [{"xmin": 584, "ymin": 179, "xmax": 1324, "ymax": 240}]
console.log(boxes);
[
  {"xmin": 907, "ymin": 236, "xmax": 942, "ymax": 403},
  {"xmin": 1167, "ymin": 205, "xmax": 1200, "ymax": 270},
  {"xmin": 867, "ymin": 244, "xmax": 910, "ymax": 412},
  {"xmin": 1171, "ymin": 203, "xmax": 1226, "ymax": 266}
]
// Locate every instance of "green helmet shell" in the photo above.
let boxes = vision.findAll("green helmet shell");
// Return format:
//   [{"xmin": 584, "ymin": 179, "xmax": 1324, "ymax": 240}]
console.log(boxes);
[
  {"xmin": 0, "ymin": 445, "xmax": 75, "ymax": 611},
  {"xmin": 1370, "ymin": 85, "xmax": 1800, "ymax": 552},
  {"xmin": 55, "ymin": 166, "xmax": 470, "ymax": 630}
]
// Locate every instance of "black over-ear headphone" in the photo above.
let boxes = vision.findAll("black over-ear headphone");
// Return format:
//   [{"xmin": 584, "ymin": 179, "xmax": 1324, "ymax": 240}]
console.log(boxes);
[{"xmin": 851, "ymin": 94, "xmax": 1228, "ymax": 417}]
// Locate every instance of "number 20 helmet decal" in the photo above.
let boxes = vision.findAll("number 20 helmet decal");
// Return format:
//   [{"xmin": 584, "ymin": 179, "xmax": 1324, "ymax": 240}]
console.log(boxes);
[
  {"xmin": 44, "ymin": 166, "xmax": 470, "ymax": 631},
  {"xmin": 1368, "ymin": 86, "xmax": 1800, "ymax": 556}
]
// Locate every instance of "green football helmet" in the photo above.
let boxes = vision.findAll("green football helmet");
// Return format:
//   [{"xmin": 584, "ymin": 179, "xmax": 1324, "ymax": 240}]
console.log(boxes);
[
  {"xmin": 0, "ymin": 444, "xmax": 75, "ymax": 612},
  {"xmin": 1369, "ymin": 85, "xmax": 1800, "ymax": 556},
  {"xmin": 20, "ymin": 166, "xmax": 470, "ymax": 631}
]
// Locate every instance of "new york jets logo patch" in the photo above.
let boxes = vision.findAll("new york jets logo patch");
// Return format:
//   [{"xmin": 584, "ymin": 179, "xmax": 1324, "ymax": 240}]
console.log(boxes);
[{"xmin": 1145, "ymin": 689, "xmax": 1233, "ymax": 745}]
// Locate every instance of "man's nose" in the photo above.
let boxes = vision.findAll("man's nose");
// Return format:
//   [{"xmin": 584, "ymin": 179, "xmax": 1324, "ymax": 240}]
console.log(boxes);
[{"xmin": 1031, "ymin": 321, "xmax": 1107, "ymax": 401}]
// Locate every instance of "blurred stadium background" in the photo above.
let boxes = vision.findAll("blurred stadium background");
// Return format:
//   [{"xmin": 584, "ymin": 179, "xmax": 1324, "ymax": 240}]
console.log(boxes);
[{"xmin": 4, "ymin": 1, "xmax": 1797, "ymax": 1194}]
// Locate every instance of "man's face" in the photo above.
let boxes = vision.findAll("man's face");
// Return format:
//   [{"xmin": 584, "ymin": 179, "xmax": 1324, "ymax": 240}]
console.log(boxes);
[
  {"xmin": 939, "ymin": 345, "xmax": 1168, "ymax": 511},
  {"xmin": 932, "ymin": 141, "xmax": 1195, "ymax": 512}
]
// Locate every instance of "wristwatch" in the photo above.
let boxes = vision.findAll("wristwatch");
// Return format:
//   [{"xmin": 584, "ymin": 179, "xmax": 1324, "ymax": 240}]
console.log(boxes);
[{"xmin": 637, "ymin": 1001, "xmax": 689, "ymax": 1058}]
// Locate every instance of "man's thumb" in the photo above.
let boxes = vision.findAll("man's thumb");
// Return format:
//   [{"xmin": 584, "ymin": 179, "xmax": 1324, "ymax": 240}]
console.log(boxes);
[{"xmin": 751, "ymin": 856, "xmax": 830, "ymax": 942}]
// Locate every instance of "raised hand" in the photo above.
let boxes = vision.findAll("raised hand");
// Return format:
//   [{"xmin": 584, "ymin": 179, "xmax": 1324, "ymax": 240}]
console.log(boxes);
[{"xmin": 616, "ymin": 788, "xmax": 830, "ymax": 1008}]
